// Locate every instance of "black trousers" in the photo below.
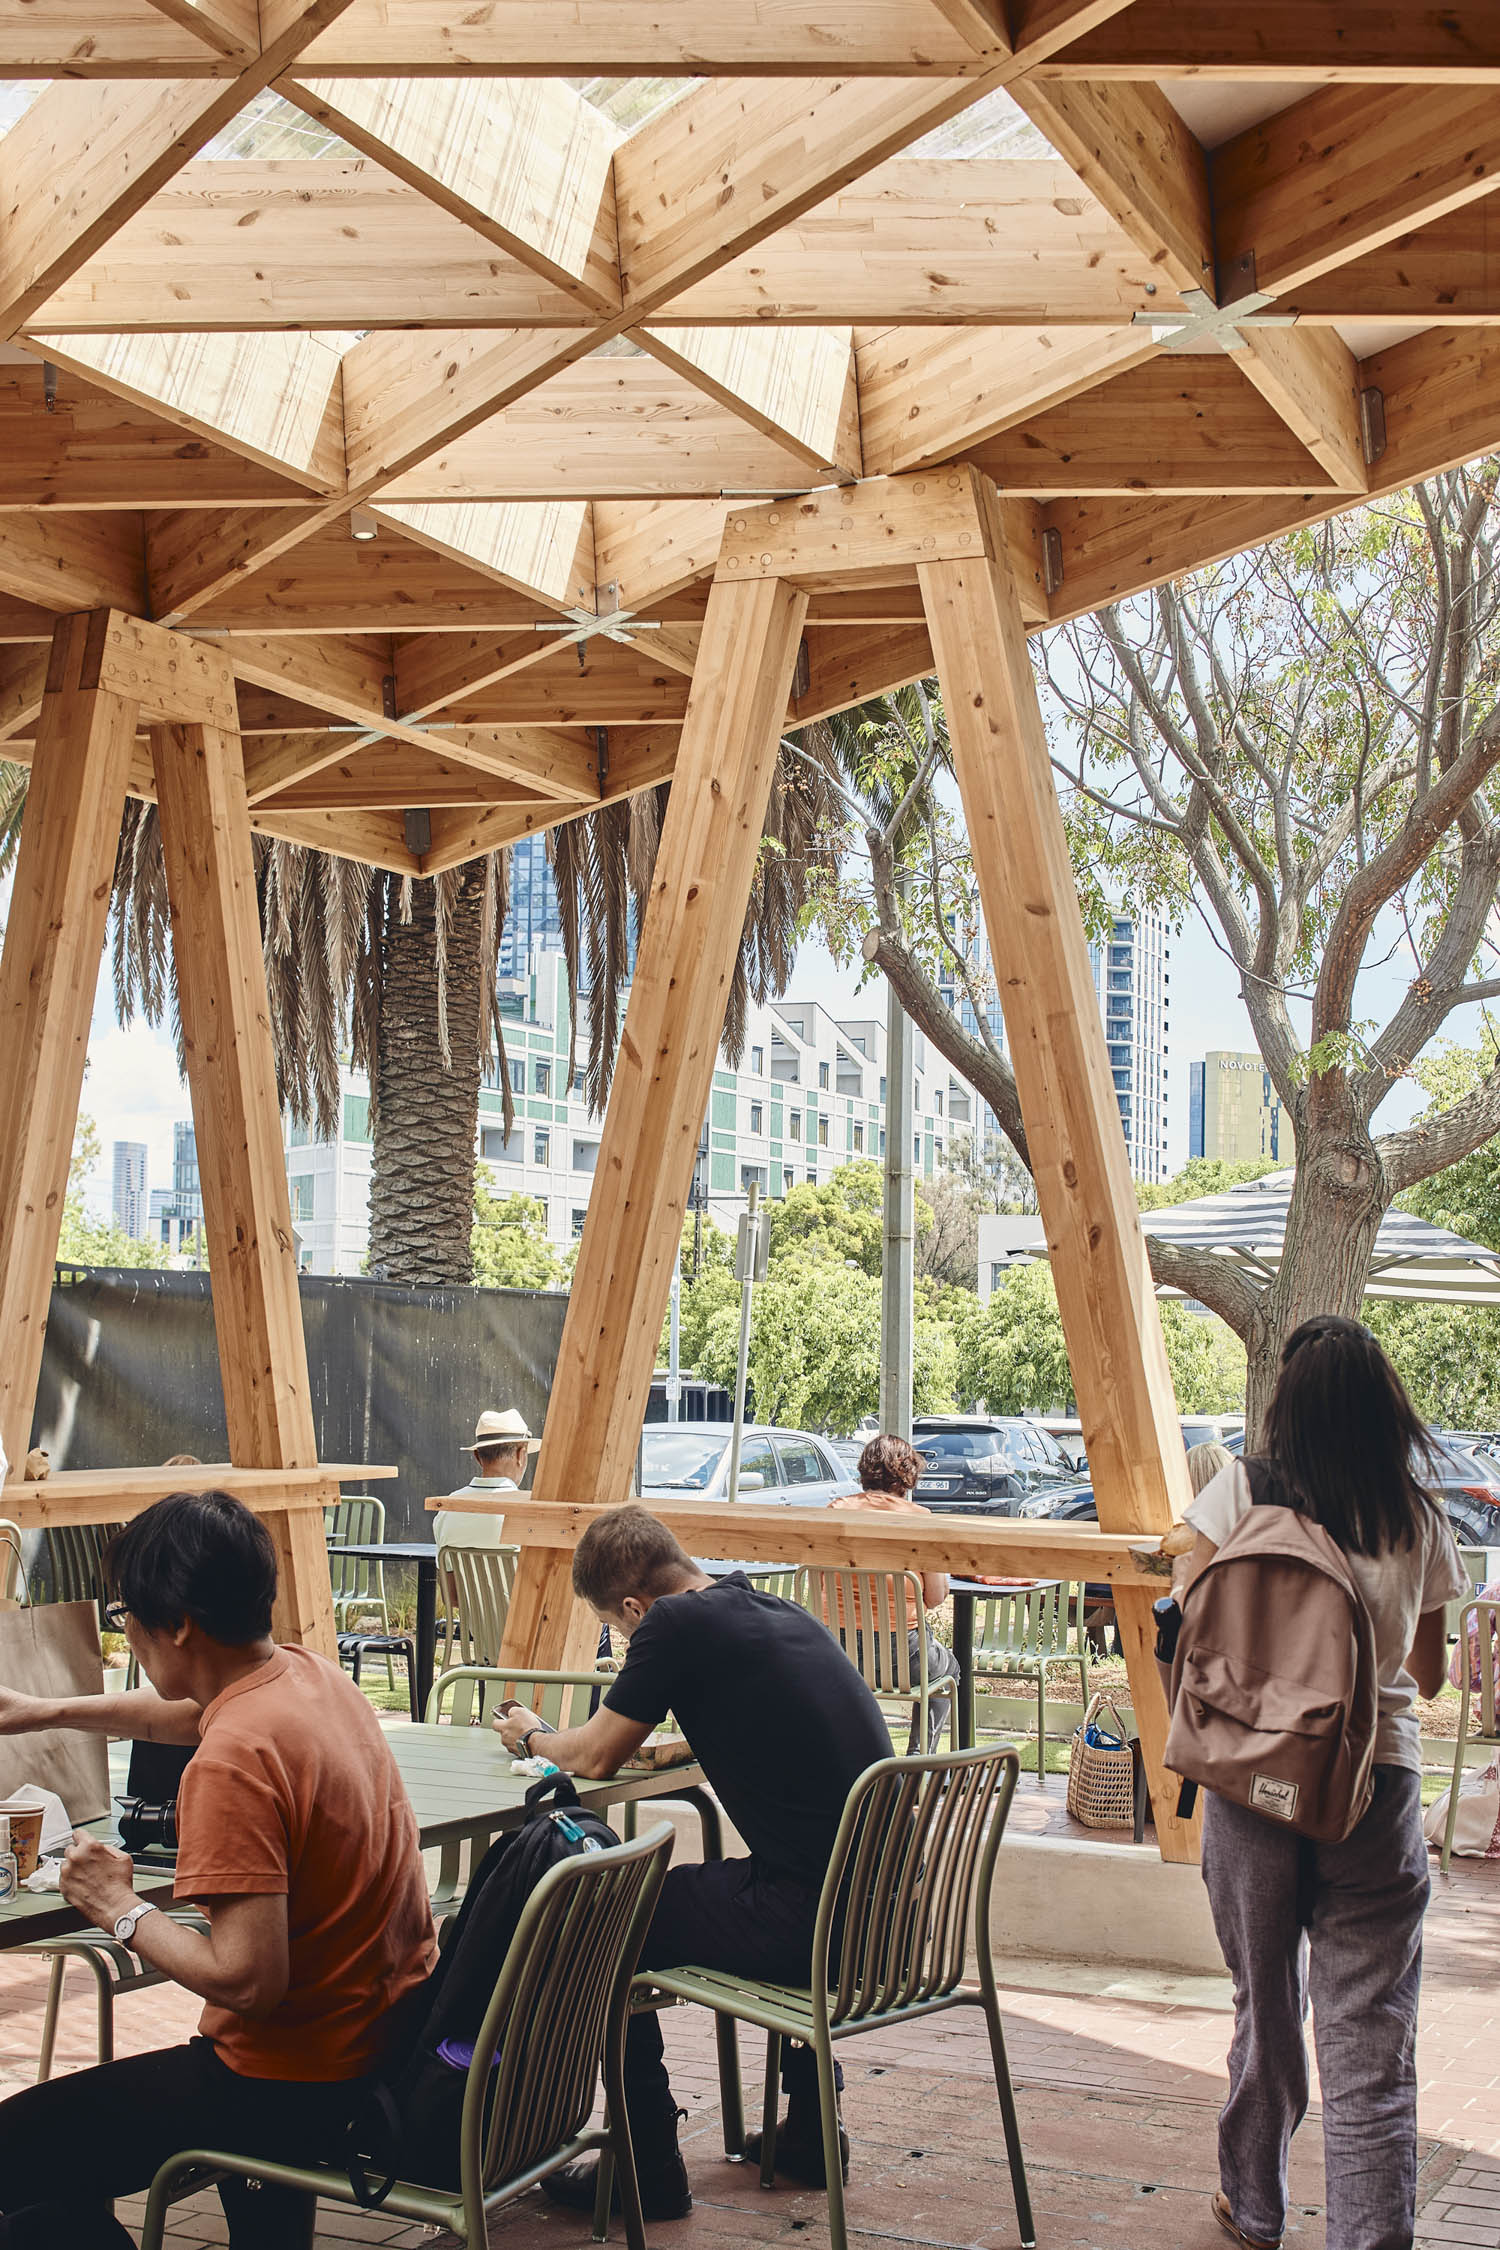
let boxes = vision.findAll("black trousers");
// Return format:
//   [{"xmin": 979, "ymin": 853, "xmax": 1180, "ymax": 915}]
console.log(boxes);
[
  {"xmin": 0, "ymin": 2036, "xmax": 367, "ymax": 2249},
  {"xmin": 628, "ymin": 1857, "xmax": 842, "ymax": 2150}
]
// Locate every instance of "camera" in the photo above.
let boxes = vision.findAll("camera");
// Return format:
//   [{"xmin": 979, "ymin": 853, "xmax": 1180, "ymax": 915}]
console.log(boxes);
[{"xmin": 115, "ymin": 1796, "xmax": 179, "ymax": 1856}]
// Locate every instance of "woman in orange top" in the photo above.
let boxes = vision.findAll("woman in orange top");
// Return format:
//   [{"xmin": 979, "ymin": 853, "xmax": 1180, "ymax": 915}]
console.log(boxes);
[{"xmin": 827, "ymin": 1433, "xmax": 962, "ymax": 1752}]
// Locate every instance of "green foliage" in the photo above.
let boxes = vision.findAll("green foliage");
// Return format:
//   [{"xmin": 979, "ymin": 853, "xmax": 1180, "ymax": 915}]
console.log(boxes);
[
  {"xmin": 952, "ymin": 1262, "xmax": 1245, "ymax": 1415},
  {"xmin": 470, "ymin": 1182, "xmax": 565, "ymax": 1290},
  {"xmin": 1135, "ymin": 1156, "xmax": 1278, "ymax": 1213},
  {"xmin": 1365, "ymin": 1300, "xmax": 1500, "ymax": 1429},
  {"xmin": 768, "ymin": 1159, "xmax": 897, "ymax": 1277},
  {"xmin": 1397, "ymin": 1038, "xmax": 1500, "ymax": 1252},
  {"xmin": 689, "ymin": 1250, "xmax": 955, "ymax": 1435},
  {"xmin": 57, "ymin": 1116, "xmax": 159, "ymax": 1270}
]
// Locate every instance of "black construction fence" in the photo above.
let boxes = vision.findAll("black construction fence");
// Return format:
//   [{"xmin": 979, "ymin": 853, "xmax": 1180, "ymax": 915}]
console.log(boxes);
[{"xmin": 29, "ymin": 1265, "xmax": 570, "ymax": 1554}]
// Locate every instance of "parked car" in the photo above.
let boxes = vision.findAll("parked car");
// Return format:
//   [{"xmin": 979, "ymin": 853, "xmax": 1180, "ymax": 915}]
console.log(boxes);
[
  {"xmin": 909, "ymin": 1414, "xmax": 1087, "ymax": 1518},
  {"xmin": 637, "ymin": 1420, "xmax": 852, "ymax": 1506},
  {"xmin": 826, "ymin": 1436, "xmax": 867, "ymax": 1477},
  {"xmin": 1017, "ymin": 1427, "xmax": 1500, "ymax": 1550}
]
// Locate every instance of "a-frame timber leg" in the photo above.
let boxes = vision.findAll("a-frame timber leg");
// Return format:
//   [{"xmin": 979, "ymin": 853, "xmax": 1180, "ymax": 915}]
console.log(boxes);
[
  {"xmin": 698, "ymin": 472, "xmax": 1193, "ymax": 1860},
  {"xmin": 912, "ymin": 474, "xmax": 1197, "ymax": 1861},
  {"xmin": 500, "ymin": 574, "xmax": 810, "ymax": 1676},
  {"xmin": 0, "ymin": 613, "xmax": 140, "ymax": 1475},
  {"xmin": 152, "ymin": 710, "xmax": 338, "ymax": 1655}
]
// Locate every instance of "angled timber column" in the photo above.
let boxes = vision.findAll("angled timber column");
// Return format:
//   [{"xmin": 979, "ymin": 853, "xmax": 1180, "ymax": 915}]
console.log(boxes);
[
  {"xmin": 502, "ymin": 573, "xmax": 810, "ymax": 1675},
  {"xmin": 151, "ymin": 699, "xmax": 337, "ymax": 1655},
  {"xmin": 0, "ymin": 613, "xmax": 139, "ymax": 1475},
  {"xmin": 915, "ymin": 470, "xmax": 1198, "ymax": 1861}
]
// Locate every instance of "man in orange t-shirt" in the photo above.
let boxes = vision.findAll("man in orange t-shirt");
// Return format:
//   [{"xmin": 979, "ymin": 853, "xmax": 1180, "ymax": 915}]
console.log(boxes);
[
  {"xmin": 0, "ymin": 1491, "xmax": 435, "ymax": 2250},
  {"xmin": 826, "ymin": 1433, "xmax": 962, "ymax": 1752}
]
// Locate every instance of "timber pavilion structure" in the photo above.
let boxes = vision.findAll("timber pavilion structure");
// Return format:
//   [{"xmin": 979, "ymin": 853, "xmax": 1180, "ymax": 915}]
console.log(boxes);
[{"xmin": 3, "ymin": 3, "xmax": 1500, "ymax": 1866}]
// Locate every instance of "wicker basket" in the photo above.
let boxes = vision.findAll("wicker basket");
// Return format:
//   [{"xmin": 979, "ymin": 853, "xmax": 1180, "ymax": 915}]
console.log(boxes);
[{"xmin": 1066, "ymin": 1693, "xmax": 1138, "ymax": 1828}]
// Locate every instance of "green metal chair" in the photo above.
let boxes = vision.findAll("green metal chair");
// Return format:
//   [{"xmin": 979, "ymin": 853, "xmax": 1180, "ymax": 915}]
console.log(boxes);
[
  {"xmin": 633, "ymin": 1744, "xmax": 1033, "ymax": 2250},
  {"xmin": 0, "ymin": 1520, "xmax": 23, "ymax": 1606},
  {"xmin": 325, "ymin": 1496, "xmax": 395, "ymax": 1689},
  {"xmin": 20, "ymin": 1912, "xmax": 211, "ymax": 2083},
  {"xmin": 795, "ymin": 1566, "xmax": 958, "ymax": 1753},
  {"xmin": 422, "ymin": 1664, "xmax": 633, "ymax": 1908},
  {"xmin": 971, "ymin": 1579, "xmax": 1090, "ymax": 1780},
  {"xmin": 438, "ymin": 1541, "xmax": 522, "ymax": 1675},
  {"xmin": 1438, "ymin": 1595, "xmax": 1500, "ymax": 1875},
  {"xmin": 139, "ymin": 1819, "xmax": 675, "ymax": 2250},
  {"xmin": 45, "ymin": 1522, "xmax": 118, "ymax": 1615}
]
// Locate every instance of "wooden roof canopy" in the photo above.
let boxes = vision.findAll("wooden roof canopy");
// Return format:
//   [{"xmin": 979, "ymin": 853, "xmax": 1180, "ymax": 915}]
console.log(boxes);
[{"xmin": 2, "ymin": 3, "xmax": 1500, "ymax": 874}]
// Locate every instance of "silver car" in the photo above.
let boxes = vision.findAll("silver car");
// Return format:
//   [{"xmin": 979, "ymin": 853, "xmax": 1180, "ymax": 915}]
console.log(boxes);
[{"xmin": 638, "ymin": 1420, "xmax": 853, "ymax": 1506}]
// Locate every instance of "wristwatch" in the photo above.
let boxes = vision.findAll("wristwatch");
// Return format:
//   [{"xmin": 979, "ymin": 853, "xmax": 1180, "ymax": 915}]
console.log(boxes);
[{"xmin": 113, "ymin": 1900, "xmax": 160, "ymax": 1949}]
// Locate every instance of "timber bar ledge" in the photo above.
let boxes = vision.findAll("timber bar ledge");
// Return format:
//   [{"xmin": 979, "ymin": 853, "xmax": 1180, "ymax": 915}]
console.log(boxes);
[
  {"xmin": 435, "ymin": 1494, "xmax": 1176, "ymax": 1592},
  {"xmin": 3, "ymin": 1463, "xmax": 396, "ymax": 1531}
]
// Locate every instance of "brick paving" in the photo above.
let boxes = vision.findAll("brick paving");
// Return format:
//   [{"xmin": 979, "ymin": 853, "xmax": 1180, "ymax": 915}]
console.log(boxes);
[{"xmin": 1, "ymin": 1791, "xmax": 1495, "ymax": 2249}]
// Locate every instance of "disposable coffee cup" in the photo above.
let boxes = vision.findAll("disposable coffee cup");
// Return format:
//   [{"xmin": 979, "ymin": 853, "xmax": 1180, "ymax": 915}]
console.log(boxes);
[{"xmin": 4, "ymin": 1807, "xmax": 43, "ymax": 1879}]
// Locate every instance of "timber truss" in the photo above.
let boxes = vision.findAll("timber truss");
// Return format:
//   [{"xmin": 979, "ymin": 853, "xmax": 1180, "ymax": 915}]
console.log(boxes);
[{"xmin": 3, "ymin": 3, "xmax": 1500, "ymax": 871}]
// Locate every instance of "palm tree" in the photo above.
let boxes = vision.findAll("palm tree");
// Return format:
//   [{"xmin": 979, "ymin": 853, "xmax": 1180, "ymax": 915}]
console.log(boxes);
[{"xmin": 34, "ymin": 731, "xmax": 846, "ymax": 1289}]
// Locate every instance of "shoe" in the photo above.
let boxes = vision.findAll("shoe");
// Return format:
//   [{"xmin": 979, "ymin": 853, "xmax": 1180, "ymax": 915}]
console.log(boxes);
[
  {"xmin": 543, "ymin": 2149, "xmax": 692, "ymax": 2222},
  {"xmin": 741, "ymin": 2116, "xmax": 851, "ymax": 2188},
  {"xmin": 1212, "ymin": 2189, "xmax": 1282, "ymax": 2250}
]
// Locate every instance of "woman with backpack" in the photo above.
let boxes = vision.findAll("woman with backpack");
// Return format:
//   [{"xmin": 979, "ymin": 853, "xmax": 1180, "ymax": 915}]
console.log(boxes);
[{"xmin": 1176, "ymin": 1316, "xmax": 1466, "ymax": 2250}]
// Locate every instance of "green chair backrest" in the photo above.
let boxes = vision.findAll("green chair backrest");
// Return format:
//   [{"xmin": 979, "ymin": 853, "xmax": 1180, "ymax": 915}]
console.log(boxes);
[
  {"xmin": 324, "ymin": 1496, "xmax": 387, "ymax": 1606},
  {"xmin": 0, "ymin": 1520, "xmax": 24, "ymax": 1606},
  {"xmin": 1455, "ymin": 1596, "xmax": 1500, "ymax": 1744},
  {"xmin": 439, "ymin": 1544, "xmax": 521, "ymax": 1671},
  {"xmin": 813, "ymin": 1744, "xmax": 1019, "ymax": 2029},
  {"xmin": 46, "ymin": 1523, "xmax": 118, "ymax": 1611},
  {"xmin": 972, "ymin": 1581, "xmax": 1078, "ymax": 1665},
  {"xmin": 796, "ymin": 1567, "xmax": 926, "ymax": 1695},
  {"xmin": 425, "ymin": 1663, "xmax": 619, "ymax": 1732},
  {"xmin": 468, "ymin": 1821, "xmax": 672, "ymax": 2190}
]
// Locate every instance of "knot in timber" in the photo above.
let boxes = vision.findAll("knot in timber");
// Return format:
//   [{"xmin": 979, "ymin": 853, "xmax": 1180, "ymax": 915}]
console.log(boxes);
[{"xmin": 1062, "ymin": 1160, "xmax": 1078, "ymax": 1188}]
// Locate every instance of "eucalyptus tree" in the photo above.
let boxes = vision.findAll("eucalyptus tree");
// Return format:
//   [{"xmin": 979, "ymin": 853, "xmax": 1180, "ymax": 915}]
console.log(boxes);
[{"xmin": 836, "ymin": 466, "xmax": 1500, "ymax": 1430}]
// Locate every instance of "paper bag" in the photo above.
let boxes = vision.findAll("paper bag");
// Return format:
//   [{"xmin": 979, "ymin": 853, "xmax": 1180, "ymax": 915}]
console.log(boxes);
[{"xmin": 0, "ymin": 1603, "xmax": 110, "ymax": 1826}]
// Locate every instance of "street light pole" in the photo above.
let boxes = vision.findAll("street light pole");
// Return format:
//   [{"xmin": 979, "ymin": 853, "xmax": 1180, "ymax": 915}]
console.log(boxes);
[
  {"xmin": 880, "ymin": 982, "xmax": 914, "ymax": 1440},
  {"xmin": 726, "ymin": 1179, "xmax": 765, "ymax": 1500}
]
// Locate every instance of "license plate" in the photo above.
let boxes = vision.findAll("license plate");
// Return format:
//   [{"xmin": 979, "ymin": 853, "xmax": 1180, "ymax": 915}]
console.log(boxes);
[{"xmin": 916, "ymin": 1478, "xmax": 958, "ymax": 1493}]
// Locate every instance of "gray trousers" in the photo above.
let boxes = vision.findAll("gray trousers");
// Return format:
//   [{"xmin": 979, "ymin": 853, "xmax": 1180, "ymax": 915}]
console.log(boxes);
[
  {"xmin": 1201, "ymin": 1767, "xmax": 1429, "ymax": 2250},
  {"xmin": 906, "ymin": 1628, "xmax": 961, "ymax": 1754}
]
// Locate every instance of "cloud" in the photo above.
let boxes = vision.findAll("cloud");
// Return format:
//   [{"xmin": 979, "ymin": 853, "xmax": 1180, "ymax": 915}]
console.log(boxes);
[{"xmin": 78, "ymin": 1024, "xmax": 191, "ymax": 1218}]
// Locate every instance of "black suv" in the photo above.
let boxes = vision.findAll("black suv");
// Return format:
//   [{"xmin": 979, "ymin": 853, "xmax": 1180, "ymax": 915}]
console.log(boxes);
[{"xmin": 910, "ymin": 1415, "xmax": 1085, "ymax": 1517}]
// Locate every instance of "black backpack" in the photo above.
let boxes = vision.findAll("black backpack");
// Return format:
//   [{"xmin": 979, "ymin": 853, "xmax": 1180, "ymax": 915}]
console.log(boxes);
[{"xmin": 346, "ymin": 1771, "xmax": 618, "ymax": 2205}]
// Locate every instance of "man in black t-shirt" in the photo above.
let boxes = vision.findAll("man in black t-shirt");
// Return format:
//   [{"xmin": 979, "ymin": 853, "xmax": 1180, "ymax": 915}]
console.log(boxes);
[{"xmin": 495, "ymin": 1504, "xmax": 891, "ymax": 2222}]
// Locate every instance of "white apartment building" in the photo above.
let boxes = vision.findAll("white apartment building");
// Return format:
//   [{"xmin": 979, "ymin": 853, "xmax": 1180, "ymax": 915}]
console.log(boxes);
[
  {"xmin": 1089, "ymin": 909, "xmax": 1171, "ymax": 1186},
  {"xmin": 284, "ymin": 951, "xmax": 980, "ymax": 1276}
]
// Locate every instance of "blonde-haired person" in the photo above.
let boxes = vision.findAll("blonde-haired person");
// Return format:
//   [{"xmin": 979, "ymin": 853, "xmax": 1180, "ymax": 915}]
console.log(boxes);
[
  {"xmin": 826, "ymin": 1434, "xmax": 962, "ymax": 1752},
  {"xmin": 1187, "ymin": 1441, "xmax": 1234, "ymax": 1497}
]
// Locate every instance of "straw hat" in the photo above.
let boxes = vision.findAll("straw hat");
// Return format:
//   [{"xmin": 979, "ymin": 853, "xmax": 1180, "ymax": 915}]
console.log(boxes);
[{"xmin": 463, "ymin": 1407, "xmax": 540, "ymax": 1456}]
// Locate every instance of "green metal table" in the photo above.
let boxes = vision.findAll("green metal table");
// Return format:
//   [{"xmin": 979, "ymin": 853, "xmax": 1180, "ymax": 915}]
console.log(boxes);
[{"xmin": 0, "ymin": 1727, "xmax": 708, "ymax": 1950}]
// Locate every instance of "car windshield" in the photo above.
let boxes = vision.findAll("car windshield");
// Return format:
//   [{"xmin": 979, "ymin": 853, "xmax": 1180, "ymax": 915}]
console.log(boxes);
[
  {"xmin": 640, "ymin": 1431, "xmax": 729, "ymax": 1489},
  {"xmin": 917, "ymin": 1430, "xmax": 1013, "ymax": 1464}
]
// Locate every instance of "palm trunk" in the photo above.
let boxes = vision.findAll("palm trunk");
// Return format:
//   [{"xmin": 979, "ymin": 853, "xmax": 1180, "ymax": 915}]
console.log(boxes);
[{"xmin": 368, "ymin": 869, "xmax": 486, "ymax": 1285}]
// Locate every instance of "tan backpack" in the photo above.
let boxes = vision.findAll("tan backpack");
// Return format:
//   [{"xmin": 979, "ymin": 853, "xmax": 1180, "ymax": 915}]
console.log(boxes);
[{"xmin": 1166, "ymin": 1460, "xmax": 1379, "ymax": 1843}]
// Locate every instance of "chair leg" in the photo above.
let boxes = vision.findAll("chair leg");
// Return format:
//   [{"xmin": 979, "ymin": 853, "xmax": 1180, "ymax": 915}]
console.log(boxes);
[
  {"xmin": 35, "ymin": 1954, "xmax": 66, "ymax": 2083},
  {"xmin": 1035, "ymin": 1675, "xmax": 1046, "ymax": 1783},
  {"xmin": 717, "ymin": 2015, "xmax": 746, "ymax": 2156},
  {"xmin": 80, "ymin": 1945, "xmax": 114, "ymax": 2063},
  {"xmin": 404, "ymin": 1644, "xmax": 420, "ymax": 1724},
  {"xmin": 759, "ymin": 2033, "xmax": 781, "ymax": 2187},
  {"xmin": 1441, "ymin": 1718, "xmax": 1470, "ymax": 1876},
  {"xmin": 601, "ymin": 2019, "xmax": 647, "ymax": 2250},
  {"xmin": 981, "ymin": 1992, "xmax": 1036, "ymax": 2250},
  {"xmin": 814, "ymin": 2035, "xmax": 849, "ymax": 2250},
  {"xmin": 347, "ymin": 1642, "xmax": 363, "ymax": 1689}
]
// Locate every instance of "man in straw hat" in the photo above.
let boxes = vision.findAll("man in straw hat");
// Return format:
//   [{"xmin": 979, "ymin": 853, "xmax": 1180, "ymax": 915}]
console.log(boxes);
[{"xmin": 430, "ymin": 1408, "xmax": 538, "ymax": 1554}]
